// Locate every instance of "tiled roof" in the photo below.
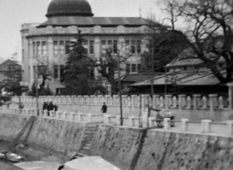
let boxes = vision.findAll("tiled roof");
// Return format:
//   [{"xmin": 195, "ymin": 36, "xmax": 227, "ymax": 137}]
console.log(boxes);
[
  {"xmin": 0, "ymin": 60, "xmax": 21, "ymax": 71},
  {"xmin": 38, "ymin": 17, "xmax": 152, "ymax": 28},
  {"xmin": 121, "ymin": 73, "xmax": 163, "ymax": 82},
  {"xmin": 166, "ymin": 48, "xmax": 202, "ymax": 67},
  {"xmin": 167, "ymin": 48, "xmax": 226, "ymax": 68},
  {"xmin": 130, "ymin": 71, "xmax": 222, "ymax": 86}
]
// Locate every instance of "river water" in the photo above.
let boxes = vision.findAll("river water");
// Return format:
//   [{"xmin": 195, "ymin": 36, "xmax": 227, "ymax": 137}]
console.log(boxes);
[{"xmin": 0, "ymin": 161, "xmax": 21, "ymax": 170}]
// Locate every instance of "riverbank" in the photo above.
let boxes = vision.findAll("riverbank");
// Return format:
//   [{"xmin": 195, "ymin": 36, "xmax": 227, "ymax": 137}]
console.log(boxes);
[
  {"xmin": 0, "ymin": 140, "xmax": 21, "ymax": 170},
  {"xmin": 0, "ymin": 140, "xmax": 62, "ymax": 170}
]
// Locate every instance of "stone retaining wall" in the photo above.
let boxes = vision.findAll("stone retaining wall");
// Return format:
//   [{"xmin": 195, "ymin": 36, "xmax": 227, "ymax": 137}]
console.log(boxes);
[
  {"xmin": 0, "ymin": 113, "xmax": 87, "ymax": 159},
  {"xmin": 0, "ymin": 112, "xmax": 233, "ymax": 170},
  {"xmin": 90, "ymin": 125, "xmax": 233, "ymax": 170}
]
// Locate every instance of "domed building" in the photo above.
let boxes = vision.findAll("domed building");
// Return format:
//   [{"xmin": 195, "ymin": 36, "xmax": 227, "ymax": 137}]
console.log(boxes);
[{"xmin": 21, "ymin": 0, "xmax": 158, "ymax": 94}]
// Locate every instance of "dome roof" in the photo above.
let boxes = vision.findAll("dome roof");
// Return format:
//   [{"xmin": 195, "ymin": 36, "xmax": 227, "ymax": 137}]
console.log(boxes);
[{"xmin": 46, "ymin": 0, "xmax": 94, "ymax": 17}]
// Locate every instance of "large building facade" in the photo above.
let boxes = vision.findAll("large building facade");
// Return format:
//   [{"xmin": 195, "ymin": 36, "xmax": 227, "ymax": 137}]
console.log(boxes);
[{"xmin": 21, "ymin": 0, "xmax": 154, "ymax": 93}]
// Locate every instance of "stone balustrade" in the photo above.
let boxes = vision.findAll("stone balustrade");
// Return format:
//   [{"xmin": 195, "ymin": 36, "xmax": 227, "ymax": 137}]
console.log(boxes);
[
  {"xmin": 0, "ymin": 107, "xmax": 104, "ymax": 124},
  {"xmin": 12, "ymin": 94, "xmax": 230, "ymax": 110},
  {"xmin": 0, "ymin": 107, "xmax": 233, "ymax": 136},
  {"xmin": 10, "ymin": 93, "xmax": 233, "ymax": 121}
]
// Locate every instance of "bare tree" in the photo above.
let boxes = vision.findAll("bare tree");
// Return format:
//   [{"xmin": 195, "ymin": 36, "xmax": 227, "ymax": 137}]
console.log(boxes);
[
  {"xmin": 141, "ymin": 18, "xmax": 188, "ymax": 96},
  {"xmin": 89, "ymin": 43, "xmax": 133, "ymax": 94},
  {"xmin": 159, "ymin": 0, "xmax": 233, "ymax": 83}
]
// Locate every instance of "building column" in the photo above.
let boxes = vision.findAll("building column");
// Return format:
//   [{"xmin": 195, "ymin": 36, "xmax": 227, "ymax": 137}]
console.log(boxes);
[
  {"xmin": 47, "ymin": 38, "xmax": 53, "ymax": 78},
  {"xmin": 29, "ymin": 40, "xmax": 34, "ymax": 88},
  {"xmin": 94, "ymin": 37, "xmax": 101, "ymax": 78}
]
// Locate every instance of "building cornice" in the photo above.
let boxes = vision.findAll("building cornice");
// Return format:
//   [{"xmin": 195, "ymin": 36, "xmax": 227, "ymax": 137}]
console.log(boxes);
[{"xmin": 26, "ymin": 33, "xmax": 144, "ymax": 39}]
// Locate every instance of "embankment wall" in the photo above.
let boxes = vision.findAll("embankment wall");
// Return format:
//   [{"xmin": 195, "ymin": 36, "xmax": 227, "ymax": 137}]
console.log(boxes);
[
  {"xmin": 0, "ymin": 113, "xmax": 86, "ymax": 159},
  {"xmin": 0, "ymin": 113, "xmax": 233, "ymax": 170},
  {"xmin": 90, "ymin": 125, "xmax": 233, "ymax": 170}
]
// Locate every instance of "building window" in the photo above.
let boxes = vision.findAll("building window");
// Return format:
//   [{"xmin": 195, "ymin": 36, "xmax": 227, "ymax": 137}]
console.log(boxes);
[
  {"xmin": 54, "ymin": 41, "xmax": 58, "ymax": 54},
  {"xmin": 131, "ymin": 40, "xmax": 136, "ymax": 54},
  {"xmin": 101, "ymin": 39, "xmax": 118, "ymax": 53},
  {"xmin": 37, "ymin": 42, "xmax": 41, "ymax": 55},
  {"xmin": 89, "ymin": 40, "xmax": 94, "ymax": 54},
  {"xmin": 137, "ymin": 64, "xmax": 141, "ymax": 72},
  {"xmin": 82, "ymin": 39, "xmax": 88, "ymax": 50},
  {"xmin": 54, "ymin": 41, "xmax": 67, "ymax": 55},
  {"xmin": 125, "ymin": 39, "xmax": 141, "ymax": 54},
  {"xmin": 113, "ymin": 40, "xmax": 118, "ymax": 53},
  {"xmin": 125, "ymin": 40, "xmax": 130, "ymax": 53},
  {"xmin": 137, "ymin": 40, "xmax": 141, "ymax": 54},
  {"xmin": 41, "ymin": 41, "xmax": 47, "ymax": 55},
  {"xmin": 126, "ymin": 64, "xmax": 130, "ymax": 73},
  {"xmin": 60, "ymin": 41, "xmax": 65, "ymax": 54},
  {"xmin": 101, "ymin": 40, "xmax": 106, "ymax": 53},
  {"xmin": 131, "ymin": 64, "xmax": 137, "ymax": 72},
  {"xmin": 60, "ymin": 65, "xmax": 65, "ymax": 81},
  {"xmin": 33, "ymin": 42, "xmax": 36, "ymax": 55},
  {"xmin": 107, "ymin": 40, "xmax": 112, "ymax": 49},
  {"xmin": 126, "ymin": 64, "xmax": 141, "ymax": 73},
  {"xmin": 54, "ymin": 65, "xmax": 58, "ymax": 79},
  {"xmin": 65, "ymin": 41, "xmax": 70, "ymax": 54}
]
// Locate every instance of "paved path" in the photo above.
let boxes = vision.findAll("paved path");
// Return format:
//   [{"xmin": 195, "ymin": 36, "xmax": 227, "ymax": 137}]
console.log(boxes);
[{"xmin": 150, "ymin": 121, "xmax": 232, "ymax": 137}]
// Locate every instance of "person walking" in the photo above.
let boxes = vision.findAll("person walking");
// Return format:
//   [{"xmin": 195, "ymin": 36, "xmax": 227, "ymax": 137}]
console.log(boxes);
[
  {"xmin": 101, "ymin": 102, "xmax": 107, "ymax": 114},
  {"xmin": 54, "ymin": 104, "xmax": 58, "ymax": 112},
  {"xmin": 42, "ymin": 102, "xmax": 48, "ymax": 111}
]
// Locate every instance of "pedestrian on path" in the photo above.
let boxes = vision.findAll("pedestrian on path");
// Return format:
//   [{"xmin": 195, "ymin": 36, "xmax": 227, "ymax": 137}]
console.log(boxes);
[{"xmin": 101, "ymin": 102, "xmax": 107, "ymax": 114}]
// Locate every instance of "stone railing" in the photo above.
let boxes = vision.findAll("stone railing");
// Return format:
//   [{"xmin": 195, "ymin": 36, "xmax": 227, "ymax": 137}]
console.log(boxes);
[
  {"xmin": 11, "ymin": 92, "xmax": 233, "ymax": 121},
  {"xmin": 0, "ymin": 107, "xmax": 104, "ymax": 124},
  {"xmin": 1, "ymin": 107, "xmax": 233, "ymax": 137},
  {"xmin": 13, "ymin": 94, "xmax": 230, "ymax": 110}
]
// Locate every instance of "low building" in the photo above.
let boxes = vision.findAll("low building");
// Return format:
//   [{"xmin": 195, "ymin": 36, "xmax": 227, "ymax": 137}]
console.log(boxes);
[
  {"xmin": 0, "ymin": 59, "xmax": 22, "ymax": 86},
  {"xmin": 130, "ymin": 48, "xmax": 228, "ymax": 95}
]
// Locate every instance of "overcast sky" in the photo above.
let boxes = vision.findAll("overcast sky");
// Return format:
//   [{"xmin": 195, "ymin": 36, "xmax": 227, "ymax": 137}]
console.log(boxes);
[{"xmin": 0, "ymin": 0, "xmax": 165, "ymax": 61}]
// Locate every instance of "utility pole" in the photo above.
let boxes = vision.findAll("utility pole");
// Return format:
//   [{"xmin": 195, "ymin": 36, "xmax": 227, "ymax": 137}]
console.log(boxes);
[
  {"xmin": 35, "ymin": 63, "xmax": 39, "ymax": 116},
  {"xmin": 117, "ymin": 53, "xmax": 123, "ymax": 125}
]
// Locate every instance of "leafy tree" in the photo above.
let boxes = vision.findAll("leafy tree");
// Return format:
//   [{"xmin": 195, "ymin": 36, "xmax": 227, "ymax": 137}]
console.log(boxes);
[
  {"xmin": 159, "ymin": 0, "xmax": 233, "ymax": 84},
  {"xmin": 62, "ymin": 31, "xmax": 104, "ymax": 95}
]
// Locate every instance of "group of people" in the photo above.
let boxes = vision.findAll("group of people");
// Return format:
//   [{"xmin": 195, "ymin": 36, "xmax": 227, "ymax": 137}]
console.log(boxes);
[{"xmin": 42, "ymin": 102, "xmax": 58, "ymax": 112}]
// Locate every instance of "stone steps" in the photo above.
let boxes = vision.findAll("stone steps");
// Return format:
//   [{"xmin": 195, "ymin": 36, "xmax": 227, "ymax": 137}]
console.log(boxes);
[{"xmin": 76, "ymin": 125, "xmax": 98, "ymax": 158}]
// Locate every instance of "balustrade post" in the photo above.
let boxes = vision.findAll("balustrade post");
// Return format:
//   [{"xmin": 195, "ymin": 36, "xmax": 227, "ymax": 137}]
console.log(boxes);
[
  {"xmin": 165, "ymin": 95, "xmax": 172, "ymax": 109},
  {"xmin": 153, "ymin": 95, "xmax": 159, "ymax": 108},
  {"xmin": 209, "ymin": 94, "xmax": 218, "ymax": 112},
  {"xmin": 149, "ymin": 117, "xmax": 155, "ymax": 127},
  {"xmin": 178, "ymin": 94, "xmax": 186, "ymax": 110},
  {"xmin": 181, "ymin": 119, "xmax": 189, "ymax": 131},
  {"xmin": 104, "ymin": 115, "xmax": 110, "ymax": 124},
  {"xmin": 227, "ymin": 121, "xmax": 233, "ymax": 135},
  {"xmin": 78, "ymin": 113, "xmax": 82, "ymax": 121},
  {"xmin": 193, "ymin": 94, "xmax": 201, "ymax": 110},
  {"xmin": 116, "ymin": 116, "xmax": 121, "ymax": 125},
  {"xmin": 129, "ymin": 116, "xmax": 134, "ymax": 127},
  {"xmin": 142, "ymin": 107, "xmax": 149, "ymax": 128},
  {"xmin": 227, "ymin": 83, "xmax": 233, "ymax": 110},
  {"xmin": 87, "ymin": 114, "xmax": 92, "ymax": 123},
  {"xmin": 163, "ymin": 118, "xmax": 171, "ymax": 130},
  {"xmin": 201, "ymin": 119, "xmax": 212, "ymax": 133},
  {"xmin": 186, "ymin": 96, "xmax": 191, "ymax": 109}
]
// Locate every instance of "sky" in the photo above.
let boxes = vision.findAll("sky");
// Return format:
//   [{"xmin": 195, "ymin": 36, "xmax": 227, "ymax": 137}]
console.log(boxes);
[{"xmin": 0, "ymin": 0, "xmax": 165, "ymax": 62}]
